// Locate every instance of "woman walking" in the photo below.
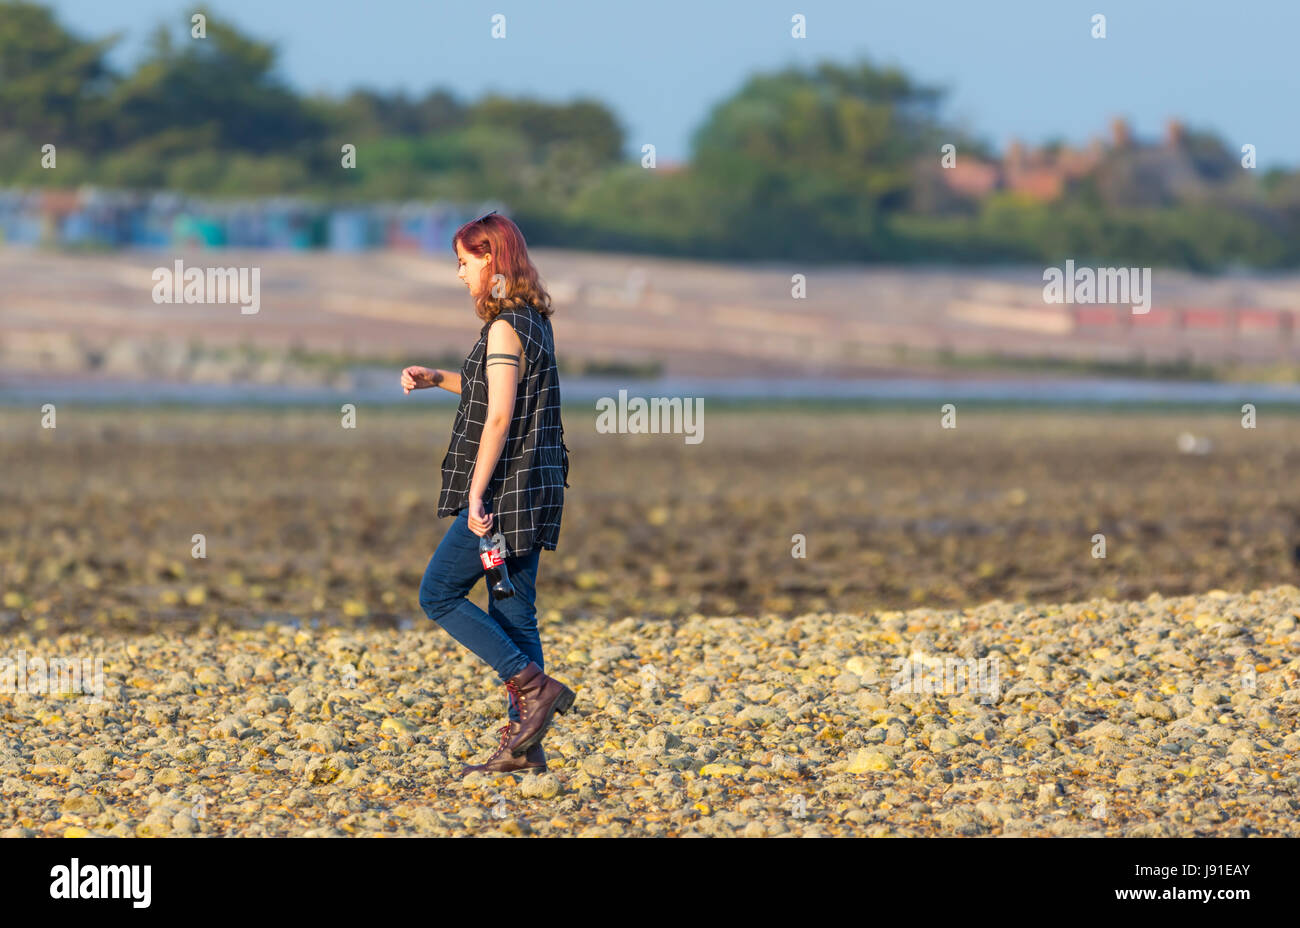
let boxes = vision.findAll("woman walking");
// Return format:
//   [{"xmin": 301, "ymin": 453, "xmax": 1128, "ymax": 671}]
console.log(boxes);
[{"xmin": 402, "ymin": 210, "xmax": 575, "ymax": 776}]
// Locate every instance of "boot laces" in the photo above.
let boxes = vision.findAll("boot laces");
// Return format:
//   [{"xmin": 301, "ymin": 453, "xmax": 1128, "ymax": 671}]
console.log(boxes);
[
  {"xmin": 496, "ymin": 682, "xmax": 522, "ymax": 755},
  {"xmin": 486, "ymin": 722, "xmax": 512, "ymax": 759}
]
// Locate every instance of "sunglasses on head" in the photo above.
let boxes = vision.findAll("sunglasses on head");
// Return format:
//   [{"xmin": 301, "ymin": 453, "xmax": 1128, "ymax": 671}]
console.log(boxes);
[{"xmin": 472, "ymin": 209, "xmax": 497, "ymax": 223}]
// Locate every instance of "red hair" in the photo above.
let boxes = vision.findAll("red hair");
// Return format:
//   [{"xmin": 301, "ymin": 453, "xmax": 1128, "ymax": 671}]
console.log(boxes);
[{"xmin": 452, "ymin": 211, "xmax": 553, "ymax": 323}]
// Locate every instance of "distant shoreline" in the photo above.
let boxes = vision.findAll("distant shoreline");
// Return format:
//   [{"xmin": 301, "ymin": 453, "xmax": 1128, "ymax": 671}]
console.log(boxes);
[{"xmin": 7, "ymin": 369, "xmax": 1300, "ymax": 411}]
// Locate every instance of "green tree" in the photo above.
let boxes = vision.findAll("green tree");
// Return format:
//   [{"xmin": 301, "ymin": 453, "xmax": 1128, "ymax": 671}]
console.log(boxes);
[
  {"xmin": 469, "ymin": 95, "xmax": 624, "ymax": 166},
  {"xmin": 326, "ymin": 87, "xmax": 466, "ymax": 139},
  {"xmin": 0, "ymin": 0, "xmax": 118, "ymax": 146},
  {"xmin": 687, "ymin": 60, "xmax": 945, "ymax": 259},
  {"xmin": 106, "ymin": 7, "xmax": 326, "ymax": 154}
]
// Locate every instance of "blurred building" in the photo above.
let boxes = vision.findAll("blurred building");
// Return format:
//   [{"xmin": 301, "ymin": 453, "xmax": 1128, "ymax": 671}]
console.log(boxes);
[{"xmin": 930, "ymin": 117, "xmax": 1224, "ymax": 206}]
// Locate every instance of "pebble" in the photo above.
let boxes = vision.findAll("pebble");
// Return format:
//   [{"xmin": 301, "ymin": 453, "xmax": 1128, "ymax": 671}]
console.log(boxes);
[
  {"xmin": 3, "ymin": 585, "xmax": 1298, "ymax": 836},
  {"xmin": 846, "ymin": 750, "xmax": 894, "ymax": 773},
  {"xmin": 832, "ymin": 673, "xmax": 861, "ymax": 694}
]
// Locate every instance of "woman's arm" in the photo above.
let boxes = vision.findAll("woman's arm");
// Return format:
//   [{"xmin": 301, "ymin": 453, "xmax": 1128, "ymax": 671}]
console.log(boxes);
[
  {"xmin": 431, "ymin": 369, "xmax": 461, "ymax": 394},
  {"xmin": 466, "ymin": 319, "xmax": 524, "ymax": 536},
  {"xmin": 401, "ymin": 365, "xmax": 461, "ymax": 394}
]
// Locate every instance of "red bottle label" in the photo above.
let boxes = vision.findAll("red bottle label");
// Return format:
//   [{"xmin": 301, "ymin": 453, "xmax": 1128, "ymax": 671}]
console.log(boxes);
[{"xmin": 480, "ymin": 549, "xmax": 504, "ymax": 570}]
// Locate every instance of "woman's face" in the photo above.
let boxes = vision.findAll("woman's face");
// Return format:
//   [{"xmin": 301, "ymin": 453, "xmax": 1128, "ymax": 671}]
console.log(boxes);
[{"xmin": 456, "ymin": 241, "xmax": 492, "ymax": 297}]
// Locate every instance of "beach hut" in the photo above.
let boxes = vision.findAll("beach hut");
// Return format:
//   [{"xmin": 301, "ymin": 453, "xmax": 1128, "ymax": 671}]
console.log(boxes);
[
  {"xmin": 262, "ymin": 197, "xmax": 320, "ymax": 249},
  {"xmin": 386, "ymin": 201, "xmax": 420, "ymax": 251},
  {"xmin": 125, "ymin": 192, "xmax": 182, "ymax": 248},
  {"xmin": 38, "ymin": 189, "xmax": 83, "ymax": 247},
  {"xmin": 222, "ymin": 199, "xmax": 268, "ymax": 248},
  {"xmin": 0, "ymin": 190, "xmax": 41, "ymax": 246},
  {"xmin": 327, "ymin": 207, "xmax": 375, "ymax": 252},
  {"xmin": 173, "ymin": 209, "xmax": 227, "ymax": 248},
  {"xmin": 74, "ymin": 187, "xmax": 135, "ymax": 247}
]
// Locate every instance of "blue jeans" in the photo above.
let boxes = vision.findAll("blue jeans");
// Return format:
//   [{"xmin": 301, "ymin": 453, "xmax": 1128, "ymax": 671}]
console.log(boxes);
[{"xmin": 418, "ymin": 507, "xmax": 543, "ymax": 723}]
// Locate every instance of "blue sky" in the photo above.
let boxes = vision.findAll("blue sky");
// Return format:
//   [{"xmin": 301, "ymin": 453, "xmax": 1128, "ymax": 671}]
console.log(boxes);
[{"xmin": 45, "ymin": 0, "xmax": 1300, "ymax": 169}]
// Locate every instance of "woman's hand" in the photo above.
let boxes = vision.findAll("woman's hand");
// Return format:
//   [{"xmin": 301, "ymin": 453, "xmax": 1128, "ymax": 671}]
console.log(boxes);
[
  {"xmin": 401, "ymin": 366, "xmax": 440, "ymax": 393},
  {"xmin": 467, "ymin": 495, "xmax": 494, "ymax": 537}
]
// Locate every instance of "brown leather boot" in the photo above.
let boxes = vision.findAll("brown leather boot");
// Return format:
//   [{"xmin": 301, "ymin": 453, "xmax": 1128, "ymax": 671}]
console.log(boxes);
[
  {"xmin": 503, "ymin": 661, "xmax": 576, "ymax": 757},
  {"xmin": 460, "ymin": 721, "xmax": 547, "ymax": 776}
]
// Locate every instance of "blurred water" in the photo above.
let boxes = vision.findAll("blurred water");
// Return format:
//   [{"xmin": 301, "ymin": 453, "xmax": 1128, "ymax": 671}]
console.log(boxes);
[{"xmin": 3, "ymin": 370, "xmax": 1300, "ymax": 406}]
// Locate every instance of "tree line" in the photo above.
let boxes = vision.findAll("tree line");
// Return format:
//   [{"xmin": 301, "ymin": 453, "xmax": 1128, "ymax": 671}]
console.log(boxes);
[{"xmin": 2, "ymin": 1, "xmax": 1297, "ymax": 270}]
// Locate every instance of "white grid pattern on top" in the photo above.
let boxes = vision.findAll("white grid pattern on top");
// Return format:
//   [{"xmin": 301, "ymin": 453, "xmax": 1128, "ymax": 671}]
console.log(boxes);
[{"xmin": 437, "ymin": 303, "xmax": 569, "ymax": 558}]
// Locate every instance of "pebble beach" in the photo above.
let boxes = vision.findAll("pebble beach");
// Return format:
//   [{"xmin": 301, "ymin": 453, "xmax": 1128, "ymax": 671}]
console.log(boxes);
[{"xmin": 3, "ymin": 583, "xmax": 1298, "ymax": 837}]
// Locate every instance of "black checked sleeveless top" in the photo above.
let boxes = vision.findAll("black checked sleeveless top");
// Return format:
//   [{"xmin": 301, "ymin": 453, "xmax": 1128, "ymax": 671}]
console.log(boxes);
[{"xmin": 437, "ymin": 304, "xmax": 569, "ymax": 557}]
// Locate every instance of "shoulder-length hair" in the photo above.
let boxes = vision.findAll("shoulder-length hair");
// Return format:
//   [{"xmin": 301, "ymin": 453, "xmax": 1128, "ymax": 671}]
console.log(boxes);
[{"xmin": 452, "ymin": 211, "xmax": 553, "ymax": 324}]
